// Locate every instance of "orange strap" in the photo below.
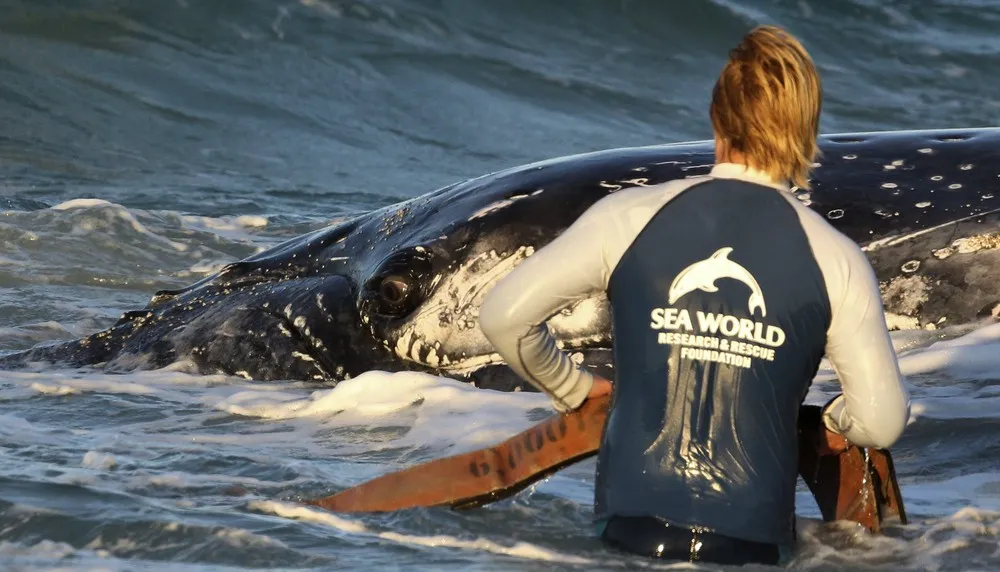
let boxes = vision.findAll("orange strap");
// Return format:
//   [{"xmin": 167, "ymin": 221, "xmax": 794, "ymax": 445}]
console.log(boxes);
[
  {"xmin": 307, "ymin": 397, "xmax": 907, "ymax": 533},
  {"xmin": 797, "ymin": 404, "xmax": 907, "ymax": 533},
  {"xmin": 308, "ymin": 394, "xmax": 611, "ymax": 513}
]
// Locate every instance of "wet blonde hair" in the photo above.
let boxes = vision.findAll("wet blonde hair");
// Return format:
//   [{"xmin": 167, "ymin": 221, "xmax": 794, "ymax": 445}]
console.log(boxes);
[{"xmin": 710, "ymin": 25, "xmax": 822, "ymax": 190}]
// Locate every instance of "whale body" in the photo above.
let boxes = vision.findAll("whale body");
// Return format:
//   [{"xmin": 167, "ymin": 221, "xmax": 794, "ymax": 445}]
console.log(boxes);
[{"xmin": 2, "ymin": 128, "xmax": 1000, "ymax": 391}]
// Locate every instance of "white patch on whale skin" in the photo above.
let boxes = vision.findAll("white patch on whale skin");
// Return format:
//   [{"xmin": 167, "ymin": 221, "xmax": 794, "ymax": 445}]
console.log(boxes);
[
  {"xmin": 916, "ymin": 201, "xmax": 932, "ymax": 208},
  {"xmin": 917, "ymin": 148, "xmax": 933, "ymax": 154},
  {"xmin": 452, "ymin": 246, "xmax": 536, "ymax": 316},
  {"xmin": 952, "ymin": 233, "xmax": 1000, "ymax": 254},
  {"xmin": 862, "ymin": 207, "xmax": 1000, "ymax": 252},
  {"xmin": 881, "ymin": 275, "xmax": 931, "ymax": 327},
  {"xmin": 392, "ymin": 322, "xmax": 503, "ymax": 372},
  {"xmin": 933, "ymin": 247, "xmax": 954, "ymax": 259},
  {"xmin": 388, "ymin": 244, "xmax": 607, "ymax": 371},
  {"xmin": 620, "ymin": 178, "xmax": 651, "ymax": 187},
  {"xmin": 410, "ymin": 338, "xmax": 425, "ymax": 362},
  {"xmin": 440, "ymin": 352, "xmax": 506, "ymax": 376},
  {"xmin": 468, "ymin": 196, "xmax": 530, "ymax": 220},
  {"xmin": 394, "ymin": 329, "xmax": 414, "ymax": 360},
  {"xmin": 426, "ymin": 346, "xmax": 440, "ymax": 367},
  {"xmin": 885, "ymin": 312, "xmax": 921, "ymax": 331},
  {"xmin": 427, "ymin": 273, "xmax": 443, "ymax": 292},
  {"xmin": 292, "ymin": 351, "xmax": 315, "ymax": 362},
  {"xmin": 681, "ymin": 163, "xmax": 714, "ymax": 172}
]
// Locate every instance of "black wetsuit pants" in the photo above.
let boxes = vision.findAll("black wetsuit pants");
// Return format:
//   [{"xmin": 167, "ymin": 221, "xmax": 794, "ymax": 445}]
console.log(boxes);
[{"xmin": 600, "ymin": 515, "xmax": 781, "ymax": 566}]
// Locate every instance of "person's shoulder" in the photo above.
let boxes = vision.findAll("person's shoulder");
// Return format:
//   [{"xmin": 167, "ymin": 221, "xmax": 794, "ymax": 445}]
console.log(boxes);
[
  {"xmin": 781, "ymin": 193, "xmax": 861, "ymax": 253},
  {"xmin": 588, "ymin": 176, "xmax": 708, "ymax": 213},
  {"xmin": 575, "ymin": 177, "xmax": 707, "ymax": 231},
  {"xmin": 779, "ymin": 194, "xmax": 877, "ymax": 296}
]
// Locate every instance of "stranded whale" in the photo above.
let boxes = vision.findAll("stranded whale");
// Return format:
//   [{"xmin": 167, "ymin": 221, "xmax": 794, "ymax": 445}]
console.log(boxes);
[{"xmin": 2, "ymin": 128, "xmax": 1000, "ymax": 391}]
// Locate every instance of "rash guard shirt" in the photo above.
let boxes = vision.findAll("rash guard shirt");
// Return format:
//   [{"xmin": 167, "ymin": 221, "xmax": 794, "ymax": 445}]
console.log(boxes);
[
  {"xmin": 479, "ymin": 163, "xmax": 911, "ymax": 545},
  {"xmin": 479, "ymin": 163, "xmax": 910, "ymax": 451}
]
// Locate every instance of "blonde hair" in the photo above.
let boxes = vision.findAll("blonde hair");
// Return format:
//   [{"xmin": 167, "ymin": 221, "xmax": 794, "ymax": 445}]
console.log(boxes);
[{"xmin": 710, "ymin": 25, "xmax": 822, "ymax": 190}]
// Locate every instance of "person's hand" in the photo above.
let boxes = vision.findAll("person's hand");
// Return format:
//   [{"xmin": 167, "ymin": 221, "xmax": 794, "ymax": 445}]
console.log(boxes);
[
  {"xmin": 817, "ymin": 394, "xmax": 852, "ymax": 456},
  {"xmin": 587, "ymin": 376, "xmax": 613, "ymax": 400},
  {"xmin": 817, "ymin": 428, "xmax": 851, "ymax": 456}
]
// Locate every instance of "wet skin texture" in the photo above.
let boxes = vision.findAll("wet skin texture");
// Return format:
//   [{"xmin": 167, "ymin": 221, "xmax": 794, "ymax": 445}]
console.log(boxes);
[{"xmin": 2, "ymin": 128, "xmax": 1000, "ymax": 392}]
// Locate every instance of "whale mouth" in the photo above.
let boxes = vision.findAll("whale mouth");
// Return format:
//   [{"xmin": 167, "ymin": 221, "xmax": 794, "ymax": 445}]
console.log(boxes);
[
  {"xmin": 423, "ymin": 339, "xmax": 614, "ymax": 391},
  {"xmin": 438, "ymin": 352, "xmax": 506, "ymax": 377}
]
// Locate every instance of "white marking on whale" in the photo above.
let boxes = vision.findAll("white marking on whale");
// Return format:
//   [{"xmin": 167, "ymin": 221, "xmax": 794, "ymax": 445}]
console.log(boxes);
[
  {"xmin": 862, "ymin": 207, "xmax": 1000, "ymax": 251},
  {"xmin": 667, "ymin": 247, "xmax": 767, "ymax": 317}
]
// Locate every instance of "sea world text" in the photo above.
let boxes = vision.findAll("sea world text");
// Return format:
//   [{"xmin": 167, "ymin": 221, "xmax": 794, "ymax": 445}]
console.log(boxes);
[{"xmin": 649, "ymin": 308, "xmax": 786, "ymax": 348}]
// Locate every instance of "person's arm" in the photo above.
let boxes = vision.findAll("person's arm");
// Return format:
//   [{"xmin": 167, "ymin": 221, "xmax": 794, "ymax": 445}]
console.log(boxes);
[
  {"xmin": 821, "ymin": 236, "xmax": 911, "ymax": 449},
  {"xmin": 479, "ymin": 197, "xmax": 620, "ymax": 412}
]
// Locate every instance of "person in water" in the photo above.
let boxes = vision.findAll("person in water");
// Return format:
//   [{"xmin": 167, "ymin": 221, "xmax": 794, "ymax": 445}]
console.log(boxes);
[{"xmin": 479, "ymin": 25, "xmax": 911, "ymax": 567}]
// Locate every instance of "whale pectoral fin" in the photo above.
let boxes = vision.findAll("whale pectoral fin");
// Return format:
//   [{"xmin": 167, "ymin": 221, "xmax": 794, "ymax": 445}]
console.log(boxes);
[{"xmin": 710, "ymin": 247, "xmax": 733, "ymax": 260}]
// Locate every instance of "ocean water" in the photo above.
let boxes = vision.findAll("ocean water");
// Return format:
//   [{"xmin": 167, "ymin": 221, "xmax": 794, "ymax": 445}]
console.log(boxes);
[{"xmin": 1, "ymin": 0, "xmax": 1000, "ymax": 570}]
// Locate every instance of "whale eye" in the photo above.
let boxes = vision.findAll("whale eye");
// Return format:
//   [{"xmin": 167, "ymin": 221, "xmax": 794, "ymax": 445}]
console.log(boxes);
[
  {"xmin": 379, "ymin": 275, "xmax": 411, "ymax": 307},
  {"xmin": 362, "ymin": 247, "xmax": 434, "ymax": 319}
]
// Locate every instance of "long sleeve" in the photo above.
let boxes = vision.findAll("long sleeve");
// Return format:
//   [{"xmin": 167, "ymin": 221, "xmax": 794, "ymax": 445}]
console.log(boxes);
[
  {"xmin": 820, "ymin": 234, "xmax": 911, "ymax": 449},
  {"xmin": 479, "ymin": 197, "xmax": 619, "ymax": 411}
]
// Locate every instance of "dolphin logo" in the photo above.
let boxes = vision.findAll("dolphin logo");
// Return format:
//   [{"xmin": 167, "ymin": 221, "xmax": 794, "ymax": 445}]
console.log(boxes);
[{"xmin": 667, "ymin": 247, "xmax": 767, "ymax": 317}]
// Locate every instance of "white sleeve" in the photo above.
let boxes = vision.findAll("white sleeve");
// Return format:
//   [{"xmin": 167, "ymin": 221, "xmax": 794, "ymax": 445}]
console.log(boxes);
[
  {"xmin": 814, "ymin": 225, "xmax": 912, "ymax": 449},
  {"xmin": 478, "ymin": 197, "xmax": 618, "ymax": 411},
  {"xmin": 479, "ymin": 177, "xmax": 710, "ymax": 412}
]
